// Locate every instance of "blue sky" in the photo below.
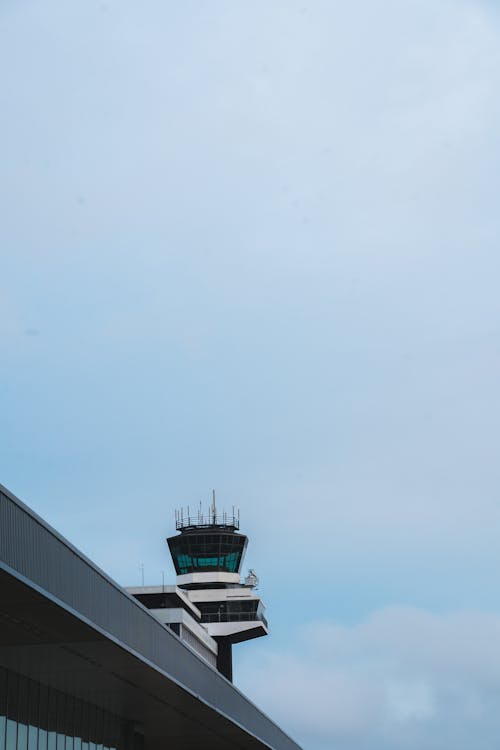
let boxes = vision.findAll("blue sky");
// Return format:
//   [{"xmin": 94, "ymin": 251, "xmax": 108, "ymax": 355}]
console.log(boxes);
[{"xmin": 2, "ymin": 1, "xmax": 500, "ymax": 748}]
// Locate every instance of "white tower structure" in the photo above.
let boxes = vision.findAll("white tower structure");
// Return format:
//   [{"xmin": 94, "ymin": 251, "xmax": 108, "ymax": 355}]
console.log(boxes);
[{"xmin": 129, "ymin": 493, "xmax": 267, "ymax": 681}]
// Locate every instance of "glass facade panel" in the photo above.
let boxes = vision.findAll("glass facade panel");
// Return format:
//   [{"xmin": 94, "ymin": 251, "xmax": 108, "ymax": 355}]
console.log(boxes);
[
  {"xmin": 0, "ymin": 667, "xmax": 7, "ymax": 750},
  {"xmin": 28, "ymin": 726, "xmax": 38, "ymax": 750},
  {"xmin": 16, "ymin": 679, "xmax": 28, "ymax": 750},
  {"xmin": 16, "ymin": 724, "xmax": 27, "ymax": 750},
  {"xmin": 0, "ymin": 668, "xmax": 125, "ymax": 750},
  {"xmin": 38, "ymin": 687, "xmax": 47, "ymax": 750},
  {"xmin": 64, "ymin": 694, "xmax": 74, "ymax": 750},
  {"xmin": 6, "ymin": 720, "xmax": 17, "ymax": 750}
]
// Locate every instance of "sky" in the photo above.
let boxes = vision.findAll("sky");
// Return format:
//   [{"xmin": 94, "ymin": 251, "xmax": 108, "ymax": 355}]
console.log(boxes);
[{"xmin": 1, "ymin": 0, "xmax": 500, "ymax": 748}]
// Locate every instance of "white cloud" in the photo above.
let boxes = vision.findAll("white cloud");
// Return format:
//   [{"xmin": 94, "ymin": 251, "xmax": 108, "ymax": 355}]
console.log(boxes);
[{"xmin": 238, "ymin": 607, "xmax": 500, "ymax": 750}]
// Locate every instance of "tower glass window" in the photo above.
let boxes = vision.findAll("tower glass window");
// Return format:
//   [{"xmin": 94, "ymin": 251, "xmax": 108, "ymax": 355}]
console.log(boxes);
[{"xmin": 168, "ymin": 531, "xmax": 247, "ymax": 575}]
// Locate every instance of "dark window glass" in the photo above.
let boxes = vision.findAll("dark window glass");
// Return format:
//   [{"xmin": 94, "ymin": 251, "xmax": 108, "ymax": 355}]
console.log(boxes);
[
  {"xmin": 46, "ymin": 688, "xmax": 56, "ymax": 750},
  {"xmin": 27, "ymin": 677, "xmax": 38, "ymax": 750},
  {"xmin": 95, "ymin": 708, "xmax": 104, "ymax": 750},
  {"xmin": 55, "ymin": 687, "xmax": 65, "ymax": 750},
  {"xmin": 6, "ymin": 671, "xmax": 18, "ymax": 750},
  {"xmin": 38, "ymin": 686, "xmax": 47, "ymax": 750},
  {"xmin": 86, "ymin": 700, "xmax": 96, "ymax": 750},
  {"xmin": 0, "ymin": 667, "xmax": 7, "ymax": 750},
  {"xmin": 72, "ymin": 689, "xmax": 82, "ymax": 750},
  {"xmin": 0, "ymin": 666, "xmax": 7, "ymax": 712},
  {"xmin": 0, "ymin": 670, "xmax": 125, "ymax": 750},
  {"xmin": 87, "ymin": 706, "xmax": 96, "ymax": 750},
  {"xmin": 79, "ymin": 698, "xmax": 89, "ymax": 749},
  {"xmin": 16, "ymin": 692, "xmax": 27, "ymax": 750},
  {"xmin": 65, "ymin": 695, "xmax": 74, "ymax": 750}
]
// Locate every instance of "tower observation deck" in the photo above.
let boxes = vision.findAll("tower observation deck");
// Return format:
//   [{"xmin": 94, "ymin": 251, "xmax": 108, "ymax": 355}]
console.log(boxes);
[{"xmin": 169, "ymin": 500, "xmax": 247, "ymax": 581}]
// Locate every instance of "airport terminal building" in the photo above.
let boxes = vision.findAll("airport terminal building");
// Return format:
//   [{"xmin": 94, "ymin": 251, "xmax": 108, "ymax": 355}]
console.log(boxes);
[{"xmin": 0, "ymin": 484, "xmax": 302, "ymax": 750}]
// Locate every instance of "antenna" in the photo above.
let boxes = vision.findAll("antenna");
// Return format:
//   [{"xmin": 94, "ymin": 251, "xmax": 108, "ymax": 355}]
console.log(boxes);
[{"xmin": 174, "ymin": 497, "xmax": 240, "ymax": 530}]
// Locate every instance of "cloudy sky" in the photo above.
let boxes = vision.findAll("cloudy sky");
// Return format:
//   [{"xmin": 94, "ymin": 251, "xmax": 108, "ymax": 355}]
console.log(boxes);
[{"xmin": 2, "ymin": 1, "xmax": 500, "ymax": 748}]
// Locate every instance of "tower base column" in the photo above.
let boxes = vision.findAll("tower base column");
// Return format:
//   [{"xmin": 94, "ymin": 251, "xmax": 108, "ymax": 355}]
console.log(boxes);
[{"xmin": 215, "ymin": 639, "xmax": 233, "ymax": 682}]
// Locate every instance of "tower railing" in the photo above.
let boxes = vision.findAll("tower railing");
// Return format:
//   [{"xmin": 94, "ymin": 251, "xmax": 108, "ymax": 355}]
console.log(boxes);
[
  {"xmin": 201, "ymin": 611, "xmax": 268, "ymax": 628},
  {"xmin": 175, "ymin": 506, "xmax": 240, "ymax": 532}
]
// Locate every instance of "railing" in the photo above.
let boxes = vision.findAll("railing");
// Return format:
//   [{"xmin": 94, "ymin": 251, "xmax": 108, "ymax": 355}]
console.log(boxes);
[
  {"xmin": 201, "ymin": 612, "xmax": 268, "ymax": 629},
  {"xmin": 175, "ymin": 508, "xmax": 240, "ymax": 531}
]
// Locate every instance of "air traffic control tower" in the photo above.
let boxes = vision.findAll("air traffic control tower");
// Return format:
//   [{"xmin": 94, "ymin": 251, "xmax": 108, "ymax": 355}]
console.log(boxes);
[{"xmin": 129, "ymin": 493, "xmax": 268, "ymax": 682}]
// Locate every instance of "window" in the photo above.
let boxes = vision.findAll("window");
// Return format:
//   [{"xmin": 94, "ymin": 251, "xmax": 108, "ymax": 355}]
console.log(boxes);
[{"xmin": 0, "ymin": 669, "xmax": 125, "ymax": 750}]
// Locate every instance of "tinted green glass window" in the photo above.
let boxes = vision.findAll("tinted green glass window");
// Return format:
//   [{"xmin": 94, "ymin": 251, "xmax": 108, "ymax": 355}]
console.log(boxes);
[
  {"xmin": 197, "ymin": 557, "xmax": 219, "ymax": 567},
  {"xmin": 224, "ymin": 552, "xmax": 239, "ymax": 572}
]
